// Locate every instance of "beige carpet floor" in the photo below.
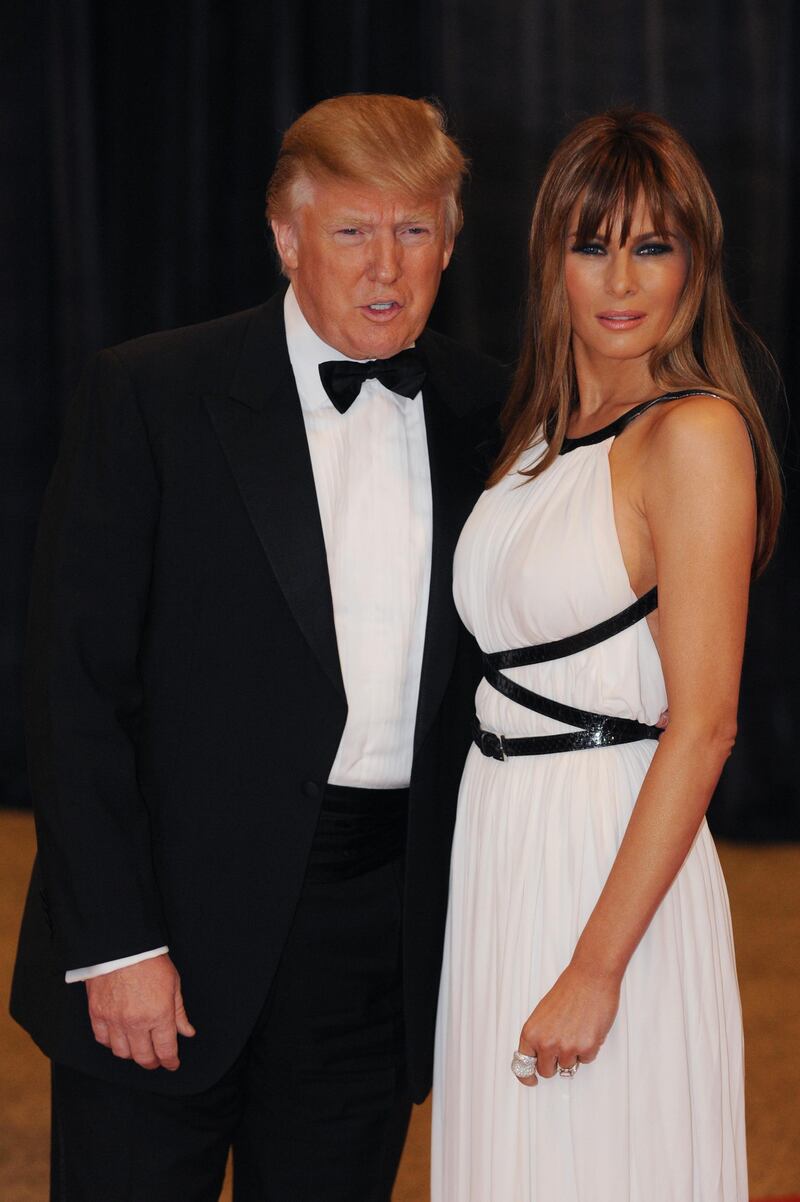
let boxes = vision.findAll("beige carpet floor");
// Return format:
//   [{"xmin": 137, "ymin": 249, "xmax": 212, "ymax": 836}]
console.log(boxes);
[{"xmin": 1, "ymin": 811, "xmax": 798, "ymax": 1200}]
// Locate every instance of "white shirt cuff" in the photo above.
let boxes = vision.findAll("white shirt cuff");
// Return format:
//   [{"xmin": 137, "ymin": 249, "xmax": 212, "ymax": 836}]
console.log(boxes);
[{"xmin": 65, "ymin": 946, "xmax": 169, "ymax": 983}]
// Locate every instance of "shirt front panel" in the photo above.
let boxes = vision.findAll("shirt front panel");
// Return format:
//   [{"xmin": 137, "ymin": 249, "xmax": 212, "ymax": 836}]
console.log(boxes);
[{"xmin": 284, "ymin": 287, "xmax": 433, "ymax": 788}]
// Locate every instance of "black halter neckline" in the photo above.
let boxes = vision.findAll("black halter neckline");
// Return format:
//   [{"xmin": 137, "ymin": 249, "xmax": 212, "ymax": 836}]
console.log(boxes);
[{"xmin": 559, "ymin": 389, "xmax": 722, "ymax": 454}]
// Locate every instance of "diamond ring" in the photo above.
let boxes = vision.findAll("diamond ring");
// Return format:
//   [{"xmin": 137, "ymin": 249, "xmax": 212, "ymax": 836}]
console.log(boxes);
[{"xmin": 511, "ymin": 1050, "xmax": 538, "ymax": 1080}]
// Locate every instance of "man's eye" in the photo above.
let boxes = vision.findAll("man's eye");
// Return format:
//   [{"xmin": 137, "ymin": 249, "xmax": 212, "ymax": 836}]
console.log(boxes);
[
  {"xmin": 406, "ymin": 226, "xmax": 429, "ymax": 236},
  {"xmin": 338, "ymin": 228, "xmax": 361, "ymax": 236}
]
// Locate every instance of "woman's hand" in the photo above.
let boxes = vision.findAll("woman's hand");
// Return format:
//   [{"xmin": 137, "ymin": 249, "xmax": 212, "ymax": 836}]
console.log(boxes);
[{"xmin": 516, "ymin": 961, "xmax": 621, "ymax": 1087}]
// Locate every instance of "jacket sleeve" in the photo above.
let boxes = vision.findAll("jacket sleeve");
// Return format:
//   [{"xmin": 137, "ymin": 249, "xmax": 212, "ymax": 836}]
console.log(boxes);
[{"xmin": 25, "ymin": 347, "xmax": 169, "ymax": 970}]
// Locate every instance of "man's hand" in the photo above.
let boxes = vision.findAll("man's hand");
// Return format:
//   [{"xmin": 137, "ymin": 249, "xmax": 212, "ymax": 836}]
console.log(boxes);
[{"xmin": 86, "ymin": 954, "xmax": 196, "ymax": 1071}]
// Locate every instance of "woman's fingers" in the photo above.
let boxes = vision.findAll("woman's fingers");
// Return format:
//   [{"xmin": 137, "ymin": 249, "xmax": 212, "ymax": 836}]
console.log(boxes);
[
  {"xmin": 511, "ymin": 1049, "xmax": 539, "ymax": 1088},
  {"xmin": 520, "ymin": 1024, "xmax": 558, "ymax": 1077},
  {"xmin": 534, "ymin": 1047, "xmax": 558, "ymax": 1078},
  {"xmin": 517, "ymin": 1023, "xmax": 596, "ymax": 1084}
]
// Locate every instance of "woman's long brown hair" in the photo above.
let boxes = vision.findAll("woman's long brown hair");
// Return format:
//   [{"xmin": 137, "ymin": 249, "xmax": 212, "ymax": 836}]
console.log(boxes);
[{"xmin": 489, "ymin": 108, "xmax": 782, "ymax": 576}]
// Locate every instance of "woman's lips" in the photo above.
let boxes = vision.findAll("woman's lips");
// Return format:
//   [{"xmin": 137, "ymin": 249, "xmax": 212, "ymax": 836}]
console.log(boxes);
[
  {"xmin": 360, "ymin": 300, "xmax": 403, "ymax": 323},
  {"xmin": 596, "ymin": 311, "xmax": 646, "ymax": 331}
]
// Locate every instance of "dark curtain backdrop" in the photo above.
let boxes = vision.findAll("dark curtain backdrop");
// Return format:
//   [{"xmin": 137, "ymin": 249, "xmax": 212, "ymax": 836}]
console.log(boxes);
[{"xmin": 3, "ymin": 0, "xmax": 798, "ymax": 835}]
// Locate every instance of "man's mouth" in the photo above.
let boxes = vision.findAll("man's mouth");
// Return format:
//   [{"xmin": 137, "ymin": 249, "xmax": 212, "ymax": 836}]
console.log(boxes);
[{"xmin": 361, "ymin": 300, "xmax": 403, "ymax": 320}]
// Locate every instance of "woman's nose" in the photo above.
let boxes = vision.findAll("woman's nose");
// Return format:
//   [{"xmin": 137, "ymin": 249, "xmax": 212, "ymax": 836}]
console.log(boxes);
[{"xmin": 606, "ymin": 250, "xmax": 637, "ymax": 297}]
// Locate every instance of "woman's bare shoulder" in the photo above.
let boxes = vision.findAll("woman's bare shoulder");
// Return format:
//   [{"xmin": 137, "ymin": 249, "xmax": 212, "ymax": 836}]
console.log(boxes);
[{"xmin": 644, "ymin": 393, "xmax": 754, "ymax": 478}]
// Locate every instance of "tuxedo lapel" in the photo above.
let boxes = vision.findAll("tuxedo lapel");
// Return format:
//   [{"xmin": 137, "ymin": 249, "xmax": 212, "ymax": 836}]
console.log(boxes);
[
  {"xmin": 205, "ymin": 296, "xmax": 345, "ymax": 701},
  {"xmin": 413, "ymin": 374, "xmax": 476, "ymax": 753},
  {"xmin": 412, "ymin": 327, "xmax": 503, "ymax": 755}
]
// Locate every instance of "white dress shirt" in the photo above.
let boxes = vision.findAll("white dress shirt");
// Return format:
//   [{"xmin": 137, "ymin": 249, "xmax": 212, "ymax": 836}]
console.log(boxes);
[
  {"xmin": 66, "ymin": 284, "xmax": 433, "ymax": 981},
  {"xmin": 284, "ymin": 284, "xmax": 432, "ymax": 787}
]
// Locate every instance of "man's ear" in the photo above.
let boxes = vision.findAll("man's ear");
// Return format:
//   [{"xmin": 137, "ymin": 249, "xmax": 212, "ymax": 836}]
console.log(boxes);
[
  {"xmin": 271, "ymin": 219, "xmax": 299, "ymax": 272},
  {"xmin": 442, "ymin": 238, "xmax": 455, "ymax": 272}
]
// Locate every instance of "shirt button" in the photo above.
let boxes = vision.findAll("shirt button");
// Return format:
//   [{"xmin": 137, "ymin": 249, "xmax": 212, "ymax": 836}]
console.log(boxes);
[{"xmin": 302, "ymin": 780, "xmax": 321, "ymax": 799}]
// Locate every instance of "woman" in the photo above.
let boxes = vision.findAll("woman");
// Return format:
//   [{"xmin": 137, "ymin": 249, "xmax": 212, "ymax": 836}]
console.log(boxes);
[{"xmin": 432, "ymin": 109, "xmax": 782, "ymax": 1201}]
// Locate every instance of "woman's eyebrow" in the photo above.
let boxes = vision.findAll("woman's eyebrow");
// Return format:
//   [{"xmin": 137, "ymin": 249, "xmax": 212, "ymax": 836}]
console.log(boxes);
[{"xmin": 631, "ymin": 229, "xmax": 677, "ymax": 242}]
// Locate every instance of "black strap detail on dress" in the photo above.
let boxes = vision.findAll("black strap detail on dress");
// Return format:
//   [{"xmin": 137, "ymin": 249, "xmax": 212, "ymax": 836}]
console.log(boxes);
[
  {"xmin": 481, "ymin": 658, "xmax": 663, "ymax": 743},
  {"xmin": 485, "ymin": 587, "xmax": 658, "ymax": 670},
  {"xmin": 559, "ymin": 390, "xmax": 723, "ymax": 454},
  {"xmin": 474, "ymin": 590, "xmax": 663, "ymax": 757},
  {"xmin": 474, "ymin": 390, "xmax": 724, "ymax": 757},
  {"xmin": 472, "ymin": 716, "xmax": 659, "ymax": 759}
]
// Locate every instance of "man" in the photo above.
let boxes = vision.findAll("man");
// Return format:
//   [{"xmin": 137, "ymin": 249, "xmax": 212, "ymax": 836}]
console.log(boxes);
[{"xmin": 11, "ymin": 93, "xmax": 507, "ymax": 1200}]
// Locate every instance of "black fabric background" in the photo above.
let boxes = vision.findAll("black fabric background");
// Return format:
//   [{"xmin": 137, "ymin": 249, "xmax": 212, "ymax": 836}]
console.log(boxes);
[{"xmin": 3, "ymin": 0, "xmax": 798, "ymax": 834}]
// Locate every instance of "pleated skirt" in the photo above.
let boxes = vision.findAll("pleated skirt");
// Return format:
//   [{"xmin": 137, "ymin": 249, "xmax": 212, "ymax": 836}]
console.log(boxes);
[{"xmin": 431, "ymin": 741, "xmax": 747, "ymax": 1202}]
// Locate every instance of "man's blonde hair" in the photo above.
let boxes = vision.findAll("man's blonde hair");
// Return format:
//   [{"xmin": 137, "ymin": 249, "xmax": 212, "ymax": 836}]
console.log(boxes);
[{"xmin": 266, "ymin": 93, "xmax": 467, "ymax": 240}]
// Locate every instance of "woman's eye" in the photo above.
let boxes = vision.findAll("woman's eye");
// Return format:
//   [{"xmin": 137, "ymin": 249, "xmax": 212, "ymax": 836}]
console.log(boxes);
[
  {"xmin": 571, "ymin": 242, "xmax": 605, "ymax": 255},
  {"xmin": 636, "ymin": 242, "xmax": 673, "ymax": 255}
]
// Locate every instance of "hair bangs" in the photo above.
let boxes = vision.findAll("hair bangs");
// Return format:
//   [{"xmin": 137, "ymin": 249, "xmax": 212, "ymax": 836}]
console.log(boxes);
[{"xmin": 573, "ymin": 140, "xmax": 672, "ymax": 247}]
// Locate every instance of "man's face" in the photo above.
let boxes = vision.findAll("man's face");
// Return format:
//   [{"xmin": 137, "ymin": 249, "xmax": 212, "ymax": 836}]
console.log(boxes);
[{"xmin": 272, "ymin": 178, "xmax": 455, "ymax": 360}]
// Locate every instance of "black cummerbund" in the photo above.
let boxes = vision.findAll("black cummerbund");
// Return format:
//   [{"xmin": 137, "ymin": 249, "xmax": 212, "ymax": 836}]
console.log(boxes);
[{"xmin": 305, "ymin": 782, "xmax": 409, "ymax": 882}]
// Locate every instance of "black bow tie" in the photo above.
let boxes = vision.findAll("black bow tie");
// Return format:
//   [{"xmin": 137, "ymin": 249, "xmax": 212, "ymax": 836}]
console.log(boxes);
[{"xmin": 318, "ymin": 348, "xmax": 427, "ymax": 414}]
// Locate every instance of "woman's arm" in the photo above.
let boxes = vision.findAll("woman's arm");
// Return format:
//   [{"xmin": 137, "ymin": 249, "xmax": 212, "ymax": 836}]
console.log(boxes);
[{"xmin": 517, "ymin": 396, "xmax": 757, "ymax": 1083}]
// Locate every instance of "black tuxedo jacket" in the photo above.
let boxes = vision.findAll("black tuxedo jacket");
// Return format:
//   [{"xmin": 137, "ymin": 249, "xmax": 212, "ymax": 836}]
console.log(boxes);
[{"xmin": 11, "ymin": 291, "xmax": 507, "ymax": 1099}]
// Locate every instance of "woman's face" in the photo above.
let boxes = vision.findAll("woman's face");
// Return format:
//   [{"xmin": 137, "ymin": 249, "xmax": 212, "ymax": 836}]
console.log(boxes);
[{"xmin": 563, "ymin": 192, "xmax": 690, "ymax": 369}]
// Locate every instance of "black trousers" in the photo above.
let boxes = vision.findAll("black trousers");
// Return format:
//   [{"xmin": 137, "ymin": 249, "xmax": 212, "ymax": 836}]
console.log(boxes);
[{"xmin": 51, "ymin": 785, "xmax": 412, "ymax": 1201}]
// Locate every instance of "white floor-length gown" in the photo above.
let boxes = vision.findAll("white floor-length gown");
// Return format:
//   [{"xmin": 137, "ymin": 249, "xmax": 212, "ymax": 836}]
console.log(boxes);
[{"xmin": 432, "ymin": 406, "xmax": 747, "ymax": 1202}]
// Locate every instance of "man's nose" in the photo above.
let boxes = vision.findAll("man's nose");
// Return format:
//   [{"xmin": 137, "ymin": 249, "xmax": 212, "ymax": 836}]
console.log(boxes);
[{"xmin": 368, "ymin": 234, "xmax": 402, "ymax": 284}]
